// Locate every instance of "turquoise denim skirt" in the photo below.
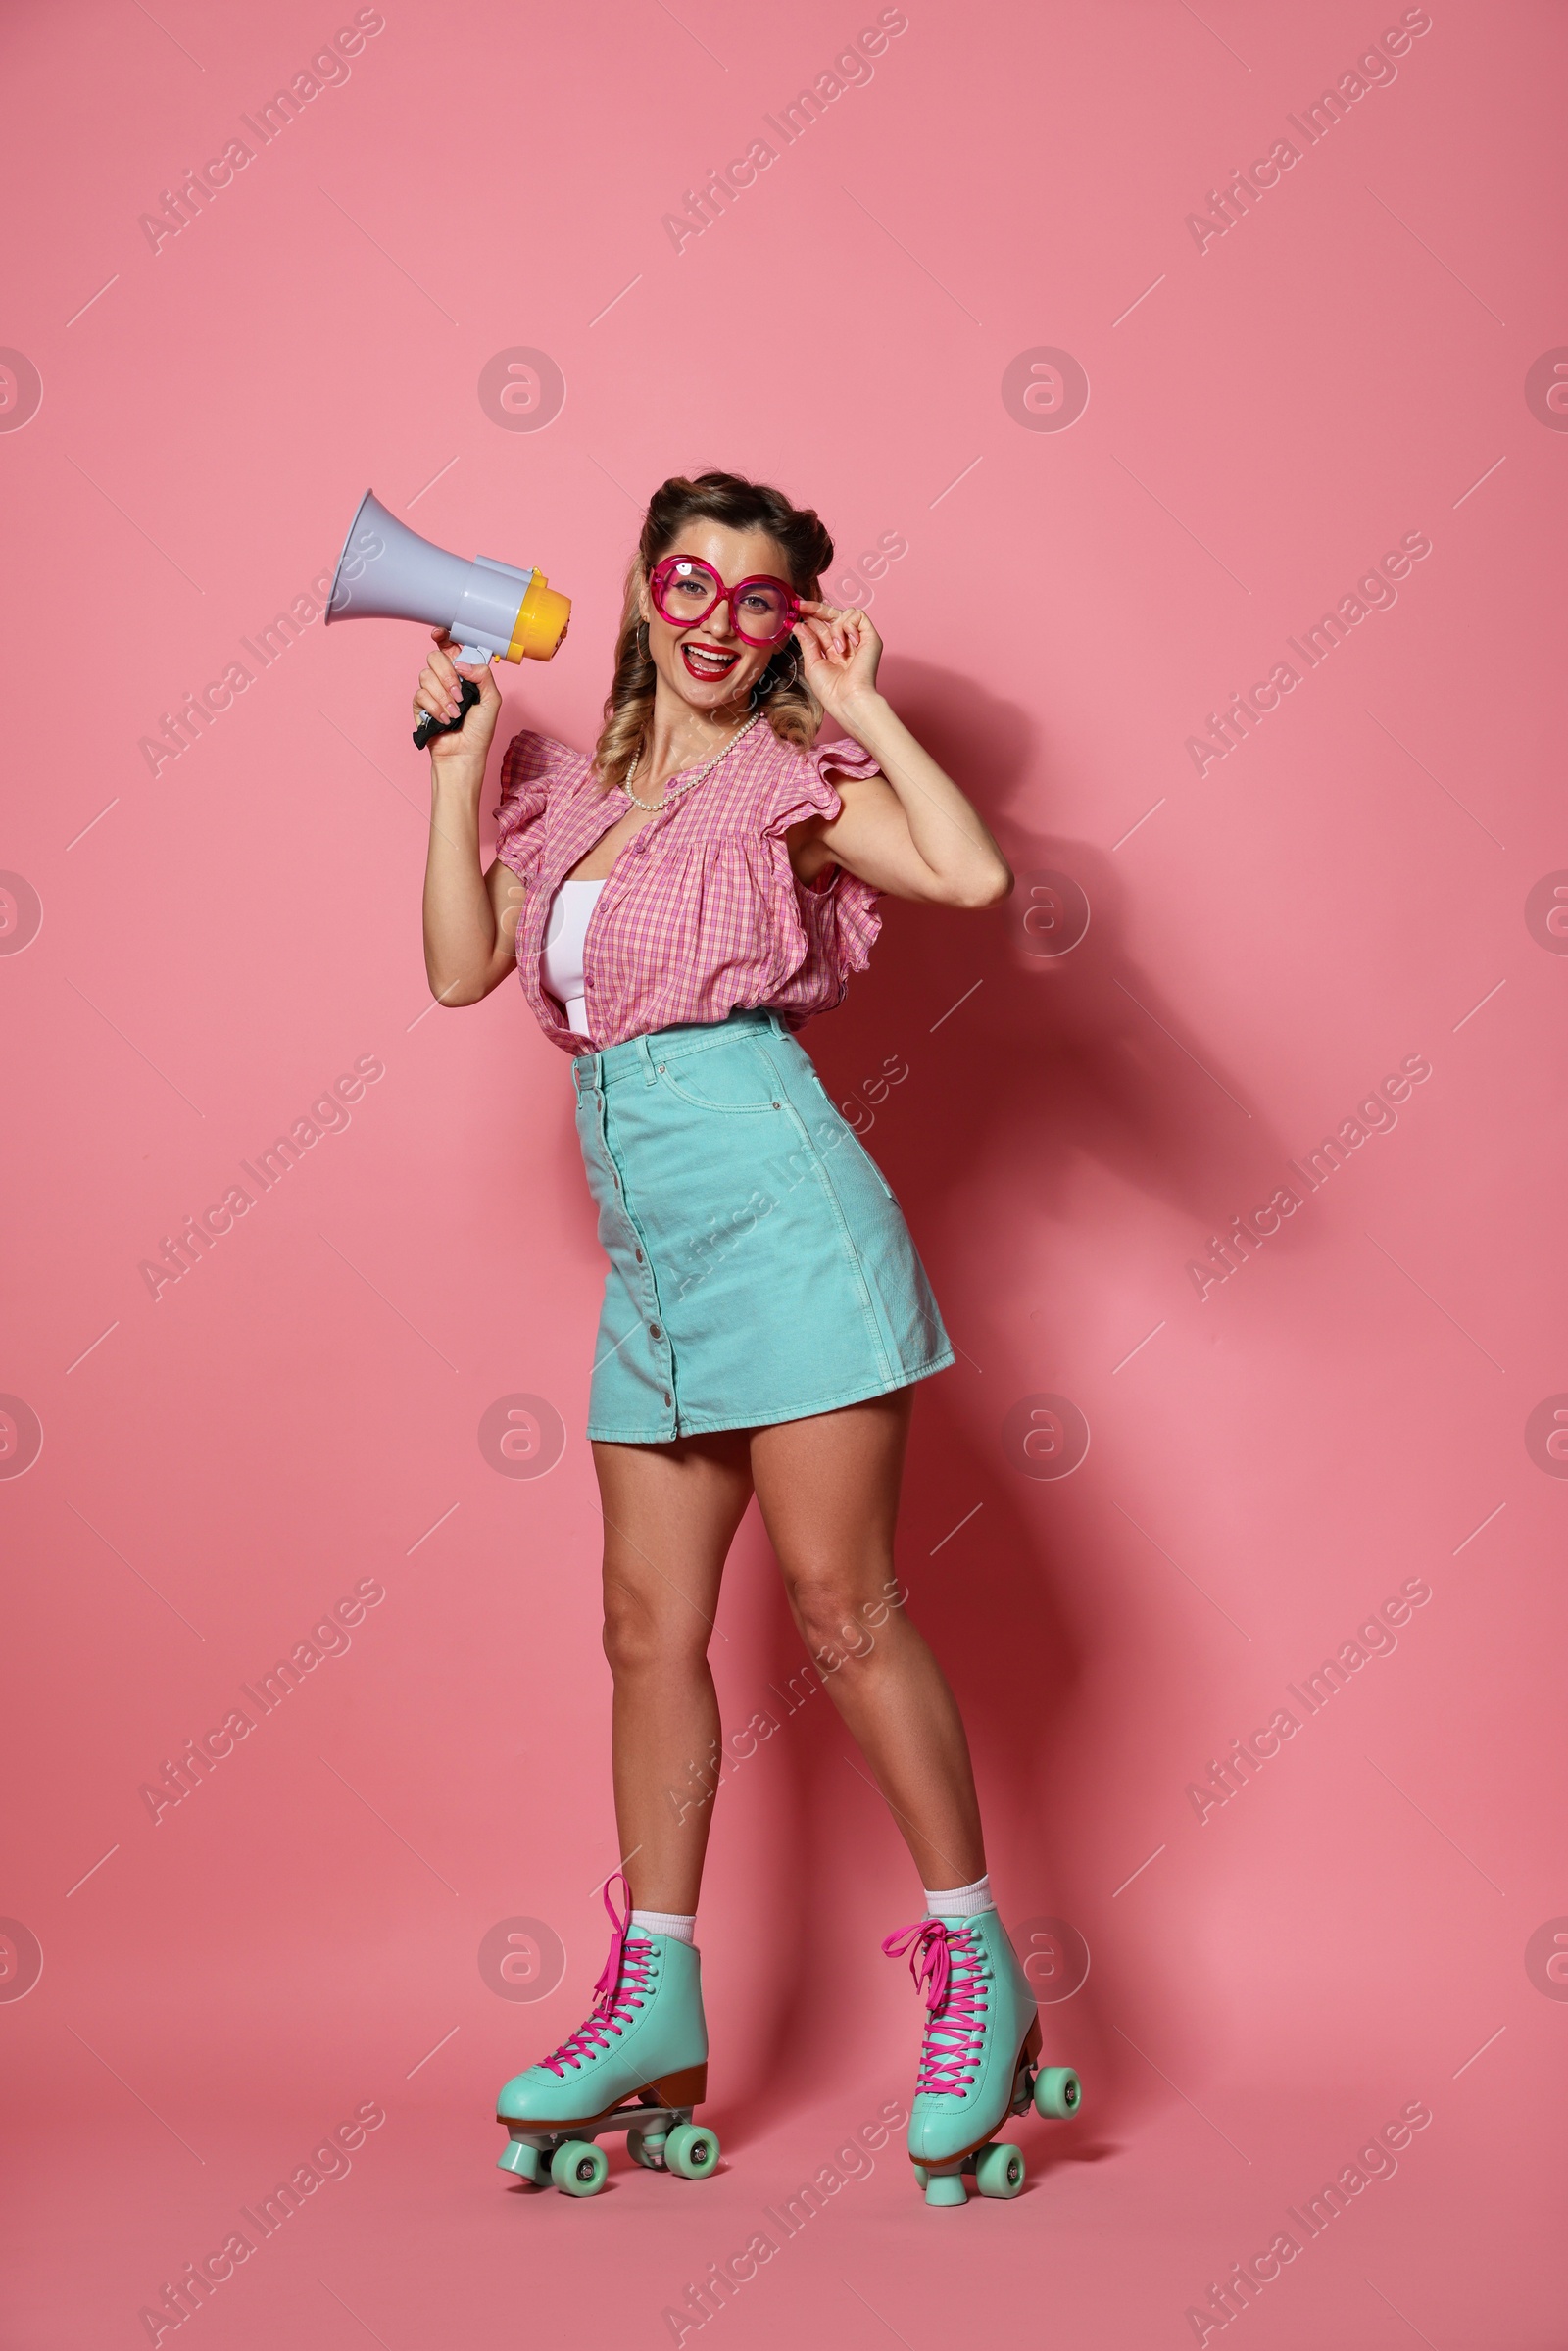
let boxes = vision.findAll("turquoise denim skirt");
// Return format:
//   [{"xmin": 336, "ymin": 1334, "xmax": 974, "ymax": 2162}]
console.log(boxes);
[{"xmin": 572, "ymin": 1009, "xmax": 955, "ymax": 1443}]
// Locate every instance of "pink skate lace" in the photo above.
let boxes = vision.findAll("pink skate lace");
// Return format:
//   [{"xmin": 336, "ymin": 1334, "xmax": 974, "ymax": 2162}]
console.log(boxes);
[
  {"xmin": 883, "ymin": 1917, "xmax": 990, "ymax": 2098},
  {"xmin": 539, "ymin": 1872, "xmax": 655, "ymax": 2076}
]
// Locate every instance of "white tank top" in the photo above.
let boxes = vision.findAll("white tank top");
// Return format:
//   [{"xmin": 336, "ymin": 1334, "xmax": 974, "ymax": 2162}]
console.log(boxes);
[{"xmin": 541, "ymin": 879, "xmax": 605, "ymax": 1038}]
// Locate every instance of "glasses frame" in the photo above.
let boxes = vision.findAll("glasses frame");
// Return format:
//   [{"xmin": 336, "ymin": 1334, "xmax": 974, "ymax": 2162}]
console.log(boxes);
[{"xmin": 648, "ymin": 554, "xmax": 802, "ymax": 649}]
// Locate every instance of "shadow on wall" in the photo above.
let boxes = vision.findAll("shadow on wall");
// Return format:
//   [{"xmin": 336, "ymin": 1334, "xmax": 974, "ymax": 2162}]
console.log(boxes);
[
  {"xmin": 704, "ymin": 659, "xmax": 1298, "ymax": 2148},
  {"xmin": 848, "ymin": 655, "xmax": 1299, "ymax": 1229}
]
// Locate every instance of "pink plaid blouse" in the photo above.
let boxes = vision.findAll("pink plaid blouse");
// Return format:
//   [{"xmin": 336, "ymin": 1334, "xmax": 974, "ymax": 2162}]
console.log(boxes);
[{"xmin": 490, "ymin": 724, "xmax": 884, "ymax": 1054}]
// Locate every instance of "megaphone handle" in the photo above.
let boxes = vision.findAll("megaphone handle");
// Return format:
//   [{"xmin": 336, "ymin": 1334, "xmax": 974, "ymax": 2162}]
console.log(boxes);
[{"xmin": 413, "ymin": 676, "xmax": 480, "ymax": 751}]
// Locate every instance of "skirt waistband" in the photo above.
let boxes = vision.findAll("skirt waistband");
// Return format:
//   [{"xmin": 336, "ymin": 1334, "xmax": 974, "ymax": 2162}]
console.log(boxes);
[{"xmin": 572, "ymin": 1007, "xmax": 785, "ymax": 1096}]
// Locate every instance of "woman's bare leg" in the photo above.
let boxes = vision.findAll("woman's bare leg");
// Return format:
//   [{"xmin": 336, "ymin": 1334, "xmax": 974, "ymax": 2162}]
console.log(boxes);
[
  {"xmin": 592, "ymin": 1431, "xmax": 754, "ymax": 1914},
  {"xmin": 749, "ymin": 1390, "xmax": 986, "ymax": 1892}
]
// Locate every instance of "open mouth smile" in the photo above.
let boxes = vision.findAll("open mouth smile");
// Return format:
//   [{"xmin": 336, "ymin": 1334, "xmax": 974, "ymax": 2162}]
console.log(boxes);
[{"xmin": 680, "ymin": 641, "xmax": 742, "ymax": 682}]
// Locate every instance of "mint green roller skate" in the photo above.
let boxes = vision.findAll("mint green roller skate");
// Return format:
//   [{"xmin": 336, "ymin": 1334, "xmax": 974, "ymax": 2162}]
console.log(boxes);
[
  {"xmin": 496, "ymin": 1874, "xmax": 718, "ymax": 2196},
  {"xmin": 884, "ymin": 1908, "xmax": 1083, "ymax": 2206}
]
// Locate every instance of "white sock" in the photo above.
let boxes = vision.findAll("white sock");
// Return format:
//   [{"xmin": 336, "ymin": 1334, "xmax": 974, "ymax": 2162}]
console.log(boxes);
[
  {"xmin": 922, "ymin": 1873, "xmax": 995, "ymax": 1919},
  {"xmin": 630, "ymin": 1908, "xmax": 696, "ymax": 1944}
]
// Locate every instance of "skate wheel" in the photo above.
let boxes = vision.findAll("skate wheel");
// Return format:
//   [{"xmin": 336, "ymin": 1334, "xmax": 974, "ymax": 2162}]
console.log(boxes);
[
  {"xmin": 664, "ymin": 2122, "xmax": 721, "ymax": 2179},
  {"xmin": 1034, "ymin": 2065, "xmax": 1082, "ymax": 2121},
  {"xmin": 923, "ymin": 2171, "xmax": 967, "ymax": 2206},
  {"xmin": 627, "ymin": 2127, "xmax": 668, "ymax": 2170},
  {"xmin": 551, "ymin": 2139, "xmax": 608, "ymax": 2196},
  {"xmin": 974, "ymin": 2141, "xmax": 1026, "ymax": 2198},
  {"xmin": 497, "ymin": 2139, "xmax": 546, "ymax": 2183}
]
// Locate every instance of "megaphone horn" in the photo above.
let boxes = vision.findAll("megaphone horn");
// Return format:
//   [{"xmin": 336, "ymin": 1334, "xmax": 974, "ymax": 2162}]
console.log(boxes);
[{"xmin": 325, "ymin": 490, "xmax": 570, "ymax": 748}]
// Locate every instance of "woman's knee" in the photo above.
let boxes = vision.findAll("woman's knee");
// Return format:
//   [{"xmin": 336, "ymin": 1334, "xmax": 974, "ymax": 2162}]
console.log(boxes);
[
  {"xmin": 601, "ymin": 1576, "xmax": 709, "ymax": 1680},
  {"xmin": 786, "ymin": 1568, "xmax": 896, "ymax": 1674}
]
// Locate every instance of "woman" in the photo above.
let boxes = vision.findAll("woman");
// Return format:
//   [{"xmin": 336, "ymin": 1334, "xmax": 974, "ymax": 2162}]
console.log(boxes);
[{"xmin": 418, "ymin": 471, "xmax": 1075, "ymax": 2206}]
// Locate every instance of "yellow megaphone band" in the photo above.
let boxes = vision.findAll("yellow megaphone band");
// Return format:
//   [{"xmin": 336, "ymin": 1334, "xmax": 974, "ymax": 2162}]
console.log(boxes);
[{"xmin": 507, "ymin": 572, "xmax": 571, "ymax": 663}]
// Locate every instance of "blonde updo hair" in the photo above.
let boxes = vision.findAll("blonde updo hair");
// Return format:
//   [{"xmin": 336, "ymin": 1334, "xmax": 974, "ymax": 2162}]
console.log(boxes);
[{"xmin": 592, "ymin": 470, "xmax": 834, "ymax": 792}]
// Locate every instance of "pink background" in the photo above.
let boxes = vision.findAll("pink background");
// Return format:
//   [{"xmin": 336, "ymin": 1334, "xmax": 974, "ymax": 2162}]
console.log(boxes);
[{"xmin": 3, "ymin": 2, "xmax": 1563, "ymax": 2343}]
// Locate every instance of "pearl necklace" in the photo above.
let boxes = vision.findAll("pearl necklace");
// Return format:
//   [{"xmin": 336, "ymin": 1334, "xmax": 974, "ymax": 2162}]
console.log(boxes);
[{"xmin": 621, "ymin": 711, "xmax": 763, "ymax": 810}]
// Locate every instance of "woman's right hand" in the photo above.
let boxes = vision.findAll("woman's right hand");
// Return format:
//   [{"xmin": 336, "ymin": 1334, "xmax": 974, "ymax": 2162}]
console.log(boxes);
[{"xmin": 416, "ymin": 628, "xmax": 503, "ymax": 766}]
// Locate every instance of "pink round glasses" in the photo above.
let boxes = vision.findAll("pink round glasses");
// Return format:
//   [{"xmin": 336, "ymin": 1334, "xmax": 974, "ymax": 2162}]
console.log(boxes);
[{"xmin": 649, "ymin": 554, "xmax": 801, "ymax": 648}]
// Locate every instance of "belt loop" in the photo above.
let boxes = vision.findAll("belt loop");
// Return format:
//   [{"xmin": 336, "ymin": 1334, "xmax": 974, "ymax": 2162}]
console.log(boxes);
[{"xmin": 639, "ymin": 1034, "xmax": 659, "ymax": 1086}]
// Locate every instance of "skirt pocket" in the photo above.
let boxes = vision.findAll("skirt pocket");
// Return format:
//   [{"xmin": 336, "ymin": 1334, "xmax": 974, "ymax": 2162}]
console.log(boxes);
[{"xmin": 655, "ymin": 1036, "xmax": 781, "ymax": 1115}]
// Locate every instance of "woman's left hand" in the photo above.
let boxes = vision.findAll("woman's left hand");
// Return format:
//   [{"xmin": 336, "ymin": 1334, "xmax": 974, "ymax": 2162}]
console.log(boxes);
[{"xmin": 792, "ymin": 599, "xmax": 883, "ymax": 723}]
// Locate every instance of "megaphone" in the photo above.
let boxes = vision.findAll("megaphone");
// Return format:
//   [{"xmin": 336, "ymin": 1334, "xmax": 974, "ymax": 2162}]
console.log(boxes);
[{"xmin": 325, "ymin": 489, "xmax": 571, "ymax": 748}]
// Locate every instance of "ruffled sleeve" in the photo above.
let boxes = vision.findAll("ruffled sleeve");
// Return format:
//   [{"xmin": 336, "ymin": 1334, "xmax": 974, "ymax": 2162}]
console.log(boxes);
[
  {"xmin": 764, "ymin": 736, "xmax": 884, "ymax": 981},
  {"xmin": 490, "ymin": 728, "xmax": 556, "ymax": 883}
]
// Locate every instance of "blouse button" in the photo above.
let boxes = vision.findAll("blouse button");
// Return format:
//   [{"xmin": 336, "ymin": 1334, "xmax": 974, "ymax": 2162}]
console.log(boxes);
[
  {"xmin": 650, "ymin": 1321, "xmax": 662, "ymax": 1341},
  {"xmin": 634, "ymin": 1247, "xmax": 644, "ymax": 1263},
  {"xmin": 662, "ymin": 1390, "xmax": 672, "ymax": 1407}
]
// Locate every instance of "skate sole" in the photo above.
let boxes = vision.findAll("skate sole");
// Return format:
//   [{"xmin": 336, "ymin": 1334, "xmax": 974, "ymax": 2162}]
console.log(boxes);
[{"xmin": 496, "ymin": 2061, "xmax": 707, "ymax": 2132}]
